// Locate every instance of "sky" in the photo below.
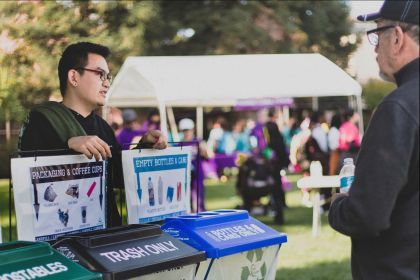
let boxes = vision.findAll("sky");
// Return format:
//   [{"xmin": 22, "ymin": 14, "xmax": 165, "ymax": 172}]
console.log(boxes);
[{"xmin": 347, "ymin": 0, "xmax": 384, "ymax": 82}]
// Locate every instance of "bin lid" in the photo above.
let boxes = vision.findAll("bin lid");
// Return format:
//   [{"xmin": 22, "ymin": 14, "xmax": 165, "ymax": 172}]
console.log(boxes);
[
  {"xmin": 0, "ymin": 241, "xmax": 101, "ymax": 280},
  {"xmin": 162, "ymin": 209, "xmax": 287, "ymax": 258},
  {"xmin": 53, "ymin": 224, "xmax": 206, "ymax": 279}
]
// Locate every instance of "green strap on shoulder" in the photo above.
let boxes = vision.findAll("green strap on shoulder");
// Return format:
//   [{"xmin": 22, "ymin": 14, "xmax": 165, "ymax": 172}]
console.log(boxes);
[{"xmin": 33, "ymin": 101, "xmax": 86, "ymax": 144}]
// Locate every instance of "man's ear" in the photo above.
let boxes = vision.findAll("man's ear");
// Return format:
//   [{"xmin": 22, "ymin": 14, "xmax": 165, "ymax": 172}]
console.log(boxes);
[
  {"xmin": 68, "ymin": 69, "xmax": 79, "ymax": 87},
  {"xmin": 393, "ymin": 26, "xmax": 405, "ymax": 54}
]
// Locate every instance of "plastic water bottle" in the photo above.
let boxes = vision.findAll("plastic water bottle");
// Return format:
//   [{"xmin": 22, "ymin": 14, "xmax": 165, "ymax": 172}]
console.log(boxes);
[
  {"xmin": 339, "ymin": 158, "xmax": 355, "ymax": 193},
  {"xmin": 158, "ymin": 176, "xmax": 163, "ymax": 205},
  {"xmin": 148, "ymin": 177, "xmax": 155, "ymax": 206}
]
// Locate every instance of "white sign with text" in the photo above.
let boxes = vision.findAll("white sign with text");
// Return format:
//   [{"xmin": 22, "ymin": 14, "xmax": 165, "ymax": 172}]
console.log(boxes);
[
  {"xmin": 122, "ymin": 147, "xmax": 191, "ymax": 224},
  {"xmin": 11, "ymin": 155, "xmax": 106, "ymax": 241}
]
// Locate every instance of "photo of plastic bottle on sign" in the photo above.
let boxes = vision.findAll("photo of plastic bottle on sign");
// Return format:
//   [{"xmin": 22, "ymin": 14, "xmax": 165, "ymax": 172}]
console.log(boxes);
[{"xmin": 122, "ymin": 147, "xmax": 191, "ymax": 224}]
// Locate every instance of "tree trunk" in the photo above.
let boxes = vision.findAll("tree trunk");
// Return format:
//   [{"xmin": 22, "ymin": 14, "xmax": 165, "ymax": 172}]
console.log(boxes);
[{"xmin": 5, "ymin": 109, "xmax": 10, "ymax": 141}]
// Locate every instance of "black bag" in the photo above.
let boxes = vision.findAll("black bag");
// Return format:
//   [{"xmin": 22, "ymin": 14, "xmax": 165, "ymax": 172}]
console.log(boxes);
[{"xmin": 245, "ymin": 156, "xmax": 275, "ymax": 189}]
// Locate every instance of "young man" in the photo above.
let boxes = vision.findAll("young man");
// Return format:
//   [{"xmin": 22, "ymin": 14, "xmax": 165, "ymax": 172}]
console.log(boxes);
[
  {"xmin": 328, "ymin": 1, "xmax": 419, "ymax": 279},
  {"xmin": 19, "ymin": 42, "xmax": 167, "ymax": 226}
]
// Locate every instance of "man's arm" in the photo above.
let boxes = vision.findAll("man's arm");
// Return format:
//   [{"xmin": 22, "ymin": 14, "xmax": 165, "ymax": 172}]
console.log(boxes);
[{"xmin": 329, "ymin": 101, "xmax": 417, "ymax": 238}]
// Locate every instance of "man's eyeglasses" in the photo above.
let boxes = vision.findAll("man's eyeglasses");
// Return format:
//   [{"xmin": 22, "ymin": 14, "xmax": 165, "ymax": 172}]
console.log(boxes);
[
  {"xmin": 366, "ymin": 25, "xmax": 396, "ymax": 46},
  {"xmin": 76, "ymin": 68, "xmax": 113, "ymax": 83}
]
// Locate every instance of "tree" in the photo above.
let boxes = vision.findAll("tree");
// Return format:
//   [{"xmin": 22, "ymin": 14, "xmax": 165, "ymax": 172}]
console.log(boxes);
[
  {"xmin": 0, "ymin": 0, "xmax": 359, "ymax": 120},
  {"xmin": 362, "ymin": 78, "xmax": 396, "ymax": 111},
  {"xmin": 143, "ymin": 0, "xmax": 358, "ymax": 69},
  {"xmin": 0, "ymin": 1, "xmax": 157, "ymax": 119}
]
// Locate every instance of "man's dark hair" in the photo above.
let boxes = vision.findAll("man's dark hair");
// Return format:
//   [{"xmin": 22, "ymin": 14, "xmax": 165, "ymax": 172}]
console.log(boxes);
[
  {"xmin": 344, "ymin": 109, "xmax": 355, "ymax": 121},
  {"xmin": 147, "ymin": 108, "xmax": 160, "ymax": 120},
  {"xmin": 330, "ymin": 114, "xmax": 343, "ymax": 129},
  {"xmin": 268, "ymin": 108, "xmax": 277, "ymax": 118},
  {"xmin": 310, "ymin": 111, "xmax": 320, "ymax": 124},
  {"xmin": 58, "ymin": 42, "xmax": 110, "ymax": 96}
]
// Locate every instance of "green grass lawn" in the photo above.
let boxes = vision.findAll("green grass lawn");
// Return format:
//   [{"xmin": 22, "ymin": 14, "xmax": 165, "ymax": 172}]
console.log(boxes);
[{"xmin": 0, "ymin": 176, "xmax": 351, "ymax": 279}]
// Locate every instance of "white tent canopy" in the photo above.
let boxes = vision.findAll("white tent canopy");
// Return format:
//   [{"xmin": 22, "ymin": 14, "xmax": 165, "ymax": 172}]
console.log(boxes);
[
  {"xmin": 107, "ymin": 53, "xmax": 361, "ymax": 107},
  {"xmin": 105, "ymin": 53, "xmax": 363, "ymax": 136}
]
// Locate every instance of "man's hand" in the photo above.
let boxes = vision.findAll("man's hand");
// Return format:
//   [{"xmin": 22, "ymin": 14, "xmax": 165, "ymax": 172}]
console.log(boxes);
[
  {"xmin": 68, "ymin": 136, "xmax": 112, "ymax": 161},
  {"xmin": 140, "ymin": 130, "xmax": 168, "ymax": 149},
  {"xmin": 331, "ymin": 192, "xmax": 349, "ymax": 204}
]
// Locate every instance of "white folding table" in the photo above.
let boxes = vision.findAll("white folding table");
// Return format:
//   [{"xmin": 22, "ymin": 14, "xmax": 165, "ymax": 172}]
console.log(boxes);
[{"xmin": 297, "ymin": 175, "xmax": 340, "ymax": 237}]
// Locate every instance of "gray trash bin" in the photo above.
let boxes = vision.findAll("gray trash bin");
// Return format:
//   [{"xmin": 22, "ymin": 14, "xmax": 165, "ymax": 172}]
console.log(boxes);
[{"xmin": 53, "ymin": 224, "xmax": 206, "ymax": 280}]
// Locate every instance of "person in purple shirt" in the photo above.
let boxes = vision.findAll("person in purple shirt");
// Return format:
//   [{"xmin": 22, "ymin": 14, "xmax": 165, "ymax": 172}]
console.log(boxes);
[
  {"xmin": 141, "ymin": 108, "xmax": 161, "ymax": 132},
  {"xmin": 250, "ymin": 110, "xmax": 268, "ymax": 152},
  {"xmin": 116, "ymin": 109, "xmax": 144, "ymax": 149}
]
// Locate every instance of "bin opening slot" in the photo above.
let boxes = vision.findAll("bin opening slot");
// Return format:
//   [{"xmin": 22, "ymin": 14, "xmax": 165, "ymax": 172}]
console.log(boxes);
[
  {"xmin": 0, "ymin": 243, "xmax": 32, "ymax": 251},
  {"xmin": 61, "ymin": 224, "xmax": 163, "ymax": 247}
]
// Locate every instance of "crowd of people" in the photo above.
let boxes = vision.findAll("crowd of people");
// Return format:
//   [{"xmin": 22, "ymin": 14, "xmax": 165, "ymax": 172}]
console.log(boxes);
[{"xmin": 109, "ymin": 106, "xmax": 363, "ymax": 224}]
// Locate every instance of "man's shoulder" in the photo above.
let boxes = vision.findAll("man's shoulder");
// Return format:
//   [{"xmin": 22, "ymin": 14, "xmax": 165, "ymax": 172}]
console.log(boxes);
[
  {"xmin": 265, "ymin": 121, "xmax": 278, "ymax": 130},
  {"xmin": 382, "ymin": 79, "xmax": 419, "ymax": 124},
  {"xmin": 19, "ymin": 109, "xmax": 62, "ymax": 151},
  {"xmin": 25, "ymin": 109, "xmax": 50, "ymax": 126}
]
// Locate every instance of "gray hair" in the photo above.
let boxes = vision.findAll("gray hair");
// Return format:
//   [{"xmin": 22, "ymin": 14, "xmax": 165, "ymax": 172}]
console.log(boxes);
[{"xmin": 383, "ymin": 19, "xmax": 419, "ymax": 45}]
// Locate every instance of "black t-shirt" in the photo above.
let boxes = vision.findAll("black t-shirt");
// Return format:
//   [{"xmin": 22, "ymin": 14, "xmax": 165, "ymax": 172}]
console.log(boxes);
[{"xmin": 20, "ymin": 108, "xmax": 124, "ymax": 226}]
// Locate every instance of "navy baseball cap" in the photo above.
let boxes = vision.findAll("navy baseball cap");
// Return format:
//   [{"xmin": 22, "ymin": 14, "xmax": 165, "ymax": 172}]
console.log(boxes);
[{"xmin": 357, "ymin": 0, "xmax": 419, "ymax": 25}]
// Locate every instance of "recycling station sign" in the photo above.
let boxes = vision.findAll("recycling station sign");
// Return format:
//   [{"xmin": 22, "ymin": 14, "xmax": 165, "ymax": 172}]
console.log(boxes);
[
  {"xmin": 122, "ymin": 147, "xmax": 192, "ymax": 224},
  {"xmin": 11, "ymin": 154, "xmax": 107, "ymax": 241}
]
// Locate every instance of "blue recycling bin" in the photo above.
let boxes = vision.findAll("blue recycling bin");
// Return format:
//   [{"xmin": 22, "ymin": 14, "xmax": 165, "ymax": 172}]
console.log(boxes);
[{"xmin": 162, "ymin": 209, "xmax": 287, "ymax": 279}]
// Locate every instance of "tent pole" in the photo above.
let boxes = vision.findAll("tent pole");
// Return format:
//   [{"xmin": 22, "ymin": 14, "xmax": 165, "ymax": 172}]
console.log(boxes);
[
  {"xmin": 283, "ymin": 106, "xmax": 290, "ymax": 128},
  {"xmin": 356, "ymin": 95, "xmax": 364, "ymax": 137},
  {"xmin": 158, "ymin": 103, "xmax": 168, "ymax": 137},
  {"xmin": 312, "ymin": 96, "xmax": 319, "ymax": 111},
  {"xmin": 197, "ymin": 106, "xmax": 204, "ymax": 140},
  {"xmin": 167, "ymin": 106, "xmax": 179, "ymax": 141},
  {"xmin": 348, "ymin": 96, "xmax": 356, "ymax": 109}
]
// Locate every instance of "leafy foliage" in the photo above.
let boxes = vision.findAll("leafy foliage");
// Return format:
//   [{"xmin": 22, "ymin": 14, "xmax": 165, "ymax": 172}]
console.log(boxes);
[
  {"xmin": 0, "ymin": 1, "xmax": 156, "ymax": 121},
  {"xmin": 362, "ymin": 78, "xmax": 396, "ymax": 110},
  {"xmin": 0, "ymin": 0, "xmax": 358, "ymax": 123},
  {"xmin": 143, "ymin": 0, "xmax": 358, "ymax": 69}
]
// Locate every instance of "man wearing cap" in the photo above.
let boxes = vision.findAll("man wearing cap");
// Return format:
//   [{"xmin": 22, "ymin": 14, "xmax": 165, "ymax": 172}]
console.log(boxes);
[{"xmin": 329, "ymin": 1, "xmax": 419, "ymax": 279}]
